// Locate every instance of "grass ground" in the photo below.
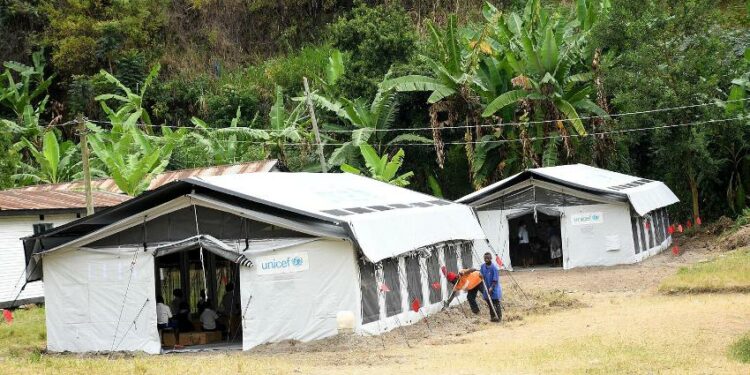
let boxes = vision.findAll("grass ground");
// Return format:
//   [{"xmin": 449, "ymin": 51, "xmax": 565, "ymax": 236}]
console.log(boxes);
[
  {"xmin": 730, "ymin": 333, "xmax": 750, "ymax": 364},
  {"xmin": 659, "ymin": 248, "xmax": 750, "ymax": 293},
  {"xmin": 0, "ymin": 245, "xmax": 748, "ymax": 374}
]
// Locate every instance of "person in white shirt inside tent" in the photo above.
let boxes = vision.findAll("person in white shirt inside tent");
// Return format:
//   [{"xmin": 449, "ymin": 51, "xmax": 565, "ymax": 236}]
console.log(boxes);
[
  {"xmin": 199, "ymin": 299, "xmax": 226, "ymax": 337},
  {"xmin": 156, "ymin": 295, "xmax": 180, "ymax": 347},
  {"xmin": 518, "ymin": 223, "xmax": 531, "ymax": 267}
]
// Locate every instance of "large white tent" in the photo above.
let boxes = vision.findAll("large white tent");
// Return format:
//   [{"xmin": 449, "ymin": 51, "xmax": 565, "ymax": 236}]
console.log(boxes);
[
  {"xmin": 457, "ymin": 164, "xmax": 679, "ymax": 270},
  {"xmin": 24, "ymin": 173, "xmax": 486, "ymax": 354}
]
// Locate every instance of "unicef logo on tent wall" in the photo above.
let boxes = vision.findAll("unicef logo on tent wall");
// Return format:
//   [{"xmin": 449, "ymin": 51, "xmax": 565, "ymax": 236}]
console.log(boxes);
[{"xmin": 256, "ymin": 252, "xmax": 310, "ymax": 275}]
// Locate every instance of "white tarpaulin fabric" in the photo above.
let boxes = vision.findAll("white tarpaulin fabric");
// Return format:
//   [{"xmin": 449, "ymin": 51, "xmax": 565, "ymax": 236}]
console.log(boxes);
[
  {"xmin": 196, "ymin": 173, "xmax": 486, "ymax": 263},
  {"xmin": 458, "ymin": 164, "xmax": 678, "ymax": 216},
  {"xmin": 43, "ymin": 247, "xmax": 160, "ymax": 354},
  {"xmin": 239, "ymin": 239, "xmax": 359, "ymax": 350}
]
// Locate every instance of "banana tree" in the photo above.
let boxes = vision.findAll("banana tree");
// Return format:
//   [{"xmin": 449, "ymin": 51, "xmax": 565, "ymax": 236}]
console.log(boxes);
[
  {"xmin": 311, "ymin": 86, "xmax": 430, "ymax": 168},
  {"xmin": 341, "ymin": 144, "xmax": 414, "ymax": 187},
  {"xmin": 95, "ymin": 63, "xmax": 160, "ymax": 133},
  {"xmin": 481, "ymin": 0, "xmax": 608, "ymax": 165},
  {"xmin": 86, "ymin": 114, "xmax": 185, "ymax": 196},
  {"xmin": 190, "ymin": 106, "xmax": 267, "ymax": 165},
  {"xmin": 12, "ymin": 131, "xmax": 80, "ymax": 185},
  {"xmin": 0, "ymin": 50, "xmax": 53, "ymax": 121},
  {"xmin": 380, "ymin": 14, "xmax": 481, "ymax": 168},
  {"xmin": 251, "ymin": 86, "xmax": 309, "ymax": 166}
]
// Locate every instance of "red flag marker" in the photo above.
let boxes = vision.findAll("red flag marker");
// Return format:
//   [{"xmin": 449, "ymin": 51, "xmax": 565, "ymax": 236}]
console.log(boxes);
[
  {"xmin": 686, "ymin": 220, "xmax": 692, "ymax": 229},
  {"xmin": 411, "ymin": 299, "xmax": 421, "ymax": 312},
  {"xmin": 495, "ymin": 255, "xmax": 503, "ymax": 267},
  {"xmin": 645, "ymin": 221, "xmax": 651, "ymax": 231},
  {"xmin": 2, "ymin": 309, "xmax": 13, "ymax": 324},
  {"xmin": 696, "ymin": 217, "xmax": 702, "ymax": 226},
  {"xmin": 677, "ymin": 224, "xmax": 683, "ymax": 233},
  {"xmin": 667, "ymin": 225, "xmax": 674, "ymax": 235},
  {"xmin": 431, "ymin": 282, "xmax": 441, "ymax": 290},
  {"xmin": 440, "ymin": 266, "xmax": 447, "ymax": 276},
  {"xmin": 672, "ymin": 245, "xmax": 680, "ymax": 255}
]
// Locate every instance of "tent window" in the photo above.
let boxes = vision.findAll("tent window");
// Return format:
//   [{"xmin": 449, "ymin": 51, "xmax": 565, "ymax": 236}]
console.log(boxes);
[
  {"xmin": 638, "ymin": 217, "xmax": 648, "ymax": 252},
  {"xmin": 405, "ymin": 256, "xmax": 423, "ymax": 308},
  {"xmin": 359, "ymin": 260, "xmax": 380, "ymax": 324},
  {"xmin": 646, "ymin": 217, "xmax": 655, "ymax": 249},
  {"xmin": 426, "ymin": 248, "xmax": 442, "ymax": 304},
  {"xmin": 663, "ymin": 209, "xmax": 671, "ymax": 237},
  {"xmin": 382, "ymin": 258, "xmax": 402, "ymax": 317},
  {"xmin": 631, "ymin": 217, "xmax": 641, "ymax": 254},
  {"xmin": 443, "ymin": 244, "xmax": 459, "ymax": 275},
  {"xmin": 460, "ymin": 242, "xmax": 473, "ymax": 269}
]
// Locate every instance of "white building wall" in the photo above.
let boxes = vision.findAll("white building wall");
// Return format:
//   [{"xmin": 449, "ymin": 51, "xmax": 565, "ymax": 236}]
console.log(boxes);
[{"xmin": 0, "ymin": 213, "xmax": 78, "ymax": 306}]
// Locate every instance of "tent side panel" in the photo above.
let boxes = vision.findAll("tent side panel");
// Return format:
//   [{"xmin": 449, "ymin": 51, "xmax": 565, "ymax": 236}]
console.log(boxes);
[
  {"xmin": 43, "ymin": 247, "xmax": 159, "ymax": 354},
  {"xmin": 476, "ymin": 209, "xmax": 517, "ymax": 269},
  {"xmin": 240, "ymin": 239, "xmax": 358, "ymax": 350},
  {"xmin": 562, "ymin": 203, "xmax": 637, "ymax": 268}
]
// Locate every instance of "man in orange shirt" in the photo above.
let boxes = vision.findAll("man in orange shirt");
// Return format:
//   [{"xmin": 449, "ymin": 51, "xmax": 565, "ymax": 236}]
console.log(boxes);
[{"xmin": 443, "ymin": 268, "xmax": 484, "ymax": 314}]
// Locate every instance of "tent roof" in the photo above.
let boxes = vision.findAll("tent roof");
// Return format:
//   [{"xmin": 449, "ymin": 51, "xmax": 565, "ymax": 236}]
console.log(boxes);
[
  {"xmin": 457, "ymin": 164, "xmax": 679, "ymax": 216},
  {"xmin": 26, "ymin": 173, "xmax": 485, "ymax": 264}
]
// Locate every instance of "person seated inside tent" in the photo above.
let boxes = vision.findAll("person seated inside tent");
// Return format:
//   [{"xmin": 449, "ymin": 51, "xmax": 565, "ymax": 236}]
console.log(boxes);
[
  {"xmin": 199, "ymin": 299, "xmax": 226, "ymax": 336},
  {"xmin": 156, "ymin": 295, "xmax": 180, "ymax": 346},
  {"xmin": 170, "ymin": 288, "xmax": 184, "ymax": 316},
  {"xmin": 175, "ymin": 300, "xmax": 194, "ymax": 332}
]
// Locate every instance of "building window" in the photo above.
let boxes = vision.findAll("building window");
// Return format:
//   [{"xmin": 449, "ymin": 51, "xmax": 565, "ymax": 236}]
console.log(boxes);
[{"xmin": 33, "ymin": 223, "xmax": 54, "ymax": 235}]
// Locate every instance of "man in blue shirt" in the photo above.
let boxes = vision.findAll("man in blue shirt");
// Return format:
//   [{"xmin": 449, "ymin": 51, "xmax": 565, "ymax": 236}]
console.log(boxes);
[{"xmin": 480, "ymin": 252, "xmax": 502, "ymax": 322}]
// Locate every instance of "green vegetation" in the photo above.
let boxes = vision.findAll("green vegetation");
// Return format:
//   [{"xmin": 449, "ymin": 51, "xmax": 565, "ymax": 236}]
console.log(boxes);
[
  {"xmin": 0, "ymin": 0, "xmax": 748, "ymax": 226},
  {"xmin": 659, "ymin": 248, "xmax": 750, "ymax": 294},
  {"xmin": 0, "ymin": 306, "xmax": 45, "ymax": 360},
  {"xmin": 730, "ymin": 333, "xmax": 750, "ymax": 363}
]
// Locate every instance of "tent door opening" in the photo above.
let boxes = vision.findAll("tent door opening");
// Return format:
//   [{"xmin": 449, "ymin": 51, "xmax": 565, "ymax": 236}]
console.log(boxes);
[
  {"xmin": 508, "ymin": 211, "xmax": 563, "ymax": 268},
  {"xmin": 154, "ymin": 245, "xmax": 242, "ymax": 350}
]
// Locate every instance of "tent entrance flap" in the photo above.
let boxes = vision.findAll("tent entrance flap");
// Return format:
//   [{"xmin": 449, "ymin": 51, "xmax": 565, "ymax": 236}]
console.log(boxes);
[
  {"xmin": 508, "ymin": 211, "xmax": 563, "ymax": 268},
  {"xmin": 154, "ymin": 235, "xmax": 252, "ymax": 267}
]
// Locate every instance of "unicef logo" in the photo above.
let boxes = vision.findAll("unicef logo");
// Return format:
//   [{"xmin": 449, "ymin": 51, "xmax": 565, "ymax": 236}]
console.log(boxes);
[{"xmin": 292, "ymin": 256, "xmax": 304, "ymax": 266}]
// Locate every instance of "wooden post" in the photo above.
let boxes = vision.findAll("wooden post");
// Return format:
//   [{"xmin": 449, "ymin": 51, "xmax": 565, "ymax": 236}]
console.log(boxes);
[
  {"xmin": 303, "ymin": 77, "xmax": 327, "ymax": 172},
  {"xmin": 78, "ymin": 113, "xmax": 94, "ymax": 216}
]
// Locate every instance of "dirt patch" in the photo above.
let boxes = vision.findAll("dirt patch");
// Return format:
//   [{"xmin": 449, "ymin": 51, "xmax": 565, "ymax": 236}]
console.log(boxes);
[
  {"xmin": 248, "ymin": 290, "xmax": 583, "ymax": 355},
  {"xmin": 718, "ymin": 225, "xmax": 750, "ymax": 251}
]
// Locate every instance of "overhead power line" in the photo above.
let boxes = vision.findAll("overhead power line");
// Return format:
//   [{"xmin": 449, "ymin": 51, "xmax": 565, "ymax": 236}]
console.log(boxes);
[
  {"xmin": 80, "ymin": 116, "xmax": 740, "ymax": 148},
  {"xmin": 40, "ymin": 97, "xmax": 750, "ymax": 134}
]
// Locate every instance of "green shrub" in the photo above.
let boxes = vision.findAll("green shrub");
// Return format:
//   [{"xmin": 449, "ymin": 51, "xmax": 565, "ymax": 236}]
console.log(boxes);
[{"xmin": 329, "ymin": 1, "xmax": 417, "ymax": 99}]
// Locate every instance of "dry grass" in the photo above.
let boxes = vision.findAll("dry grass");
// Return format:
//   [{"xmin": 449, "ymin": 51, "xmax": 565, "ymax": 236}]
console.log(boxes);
[
  {"xmin": 1, "ymin": 293, "xmax": 749, "ymax": 374},
  {"xmin": 659, "ymin": 248, "xmax": 750, "ymax": 294}
]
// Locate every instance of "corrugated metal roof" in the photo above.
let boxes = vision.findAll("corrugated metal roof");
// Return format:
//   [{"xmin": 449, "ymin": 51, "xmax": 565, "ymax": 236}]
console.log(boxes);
[
  {"xmin": 0, "ymin": 190, "xmax": 130, "ymax": 211},
  {"xmin": 0, "ymin": 160, "xmax": 279, "ymax": 212},
  {"xmin": 16, "ymin": 160, "xmax": 279, "ymax": 194}
]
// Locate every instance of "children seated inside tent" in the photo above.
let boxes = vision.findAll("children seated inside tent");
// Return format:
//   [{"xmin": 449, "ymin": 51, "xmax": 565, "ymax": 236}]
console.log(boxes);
[{"xmin": 155, "ymin": 247, "xmax": 240, "ymax": 349}]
